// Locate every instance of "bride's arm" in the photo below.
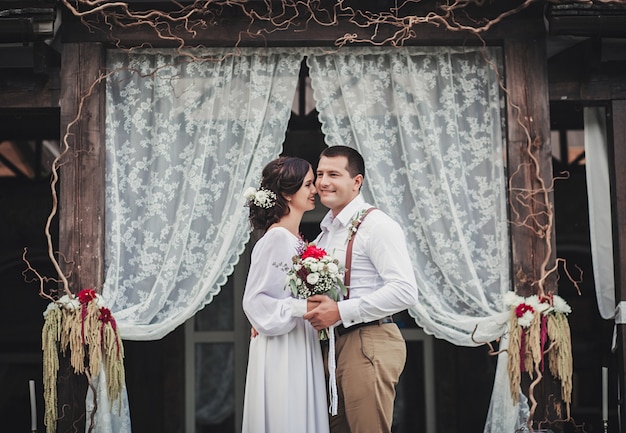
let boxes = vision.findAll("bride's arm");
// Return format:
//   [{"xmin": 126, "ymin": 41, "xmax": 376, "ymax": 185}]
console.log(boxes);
[{"xmin": 242, "ymin": 230, "xmax": 307, "ymax": 336}]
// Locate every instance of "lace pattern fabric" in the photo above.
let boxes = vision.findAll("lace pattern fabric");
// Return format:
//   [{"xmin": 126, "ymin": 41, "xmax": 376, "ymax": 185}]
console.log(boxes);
[
  {"xmin": 103, "ymin": 46, "xmax": 524, "ymax": 431},
  {"xmin": 104, "ymin": 48, "xmax": 304, "ymax": 340}
]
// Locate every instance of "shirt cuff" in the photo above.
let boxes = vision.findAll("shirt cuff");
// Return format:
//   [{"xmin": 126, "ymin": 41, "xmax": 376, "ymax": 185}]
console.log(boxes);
[
  {"xmin": 290, "ymin": 298, "xmax": 308, "ymax": 317},
  {"xmin": 337, "ymin": 298, "xmax": 362, "ymax": 327}
]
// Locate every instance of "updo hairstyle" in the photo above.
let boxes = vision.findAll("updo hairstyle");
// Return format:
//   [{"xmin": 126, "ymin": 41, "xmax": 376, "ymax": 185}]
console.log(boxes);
[{"xmin": 249, "ymin": 156, "xmax": 311, "ymax": 232}]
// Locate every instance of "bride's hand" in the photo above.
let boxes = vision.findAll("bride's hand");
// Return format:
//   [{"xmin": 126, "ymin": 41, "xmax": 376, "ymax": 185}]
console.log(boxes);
[
  {"xmin": 306, "ymin": 298, "xmax": 321, "ymax": 312},
  {"xmin": 250, "ymin": 327, "xmax": 258, "ymax": 339}
]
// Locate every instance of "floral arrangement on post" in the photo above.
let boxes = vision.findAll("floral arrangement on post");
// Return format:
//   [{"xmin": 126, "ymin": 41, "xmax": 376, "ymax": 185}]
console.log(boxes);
[
  {"xmin": 41, "ymin": 288, "xmax": 125, "ymax": 433},
  {"xmin": 504, "ymin": 291, "xmax": 573, "ymax": 414},
  {"xmin": 284, "ymin": 242, "xmax": 347, "ymax": 340}
]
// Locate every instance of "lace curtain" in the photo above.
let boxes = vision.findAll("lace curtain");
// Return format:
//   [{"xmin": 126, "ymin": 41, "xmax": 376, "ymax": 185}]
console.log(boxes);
[
  {"xmin": 307, "ymin": 46, "xmax": 520, "ymax": 432},
  {"xmin": 104, "ymin": 49, "xmax": 303, "ymax": 340},
  {"xmin": 101, "ymin": 46, "xmax": 524, "ymax": 432},
  {"xmin": 97, "ymin": 48, "xmax": 303, "ymax": 433}
]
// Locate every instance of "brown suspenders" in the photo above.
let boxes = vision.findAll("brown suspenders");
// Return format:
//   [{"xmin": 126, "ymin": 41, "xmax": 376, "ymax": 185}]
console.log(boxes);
[{"xmin": 343, "ymin": 207, "xmax": 376, "ymax": 299}]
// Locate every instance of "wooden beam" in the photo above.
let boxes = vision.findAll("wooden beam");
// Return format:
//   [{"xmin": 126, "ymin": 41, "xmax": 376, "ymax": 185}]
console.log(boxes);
[
  {"xmin": 610, "ymin": 98, "xmax": 626, "ymax": 431},
  {"xmin": 57, "ymin": 41, "xmax": 106, "ymax": 433},
  {"xmin": 59, "ymin": 2, "xmax": 546, "ymax": 47}
]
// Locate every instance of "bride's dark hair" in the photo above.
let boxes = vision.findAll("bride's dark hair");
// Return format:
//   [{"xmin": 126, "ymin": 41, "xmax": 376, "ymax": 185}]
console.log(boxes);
[{"xmin": 249, "ymin": 156, "xmax": 311, "ymax": 232}]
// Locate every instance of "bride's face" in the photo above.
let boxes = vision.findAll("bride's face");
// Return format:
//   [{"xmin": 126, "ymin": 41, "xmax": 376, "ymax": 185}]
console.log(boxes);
[{"xmin": 288, "ymin": 168, "xmax": 317, "ymax": 213}]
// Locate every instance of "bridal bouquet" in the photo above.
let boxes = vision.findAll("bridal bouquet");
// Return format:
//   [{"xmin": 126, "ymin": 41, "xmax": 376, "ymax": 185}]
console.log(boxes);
[{"xmin": 286, "ymin": 243, "xmax": 347, "ymax": 340}]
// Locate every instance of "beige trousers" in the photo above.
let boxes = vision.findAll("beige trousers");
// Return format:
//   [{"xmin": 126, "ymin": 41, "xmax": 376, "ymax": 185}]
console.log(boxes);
[{"xmin": 325, "ymin": 323, "xmax": 407, "ymax": 433}]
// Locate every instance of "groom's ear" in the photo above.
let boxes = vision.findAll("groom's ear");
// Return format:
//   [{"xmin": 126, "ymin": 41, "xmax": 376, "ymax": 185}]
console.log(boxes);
[{"xmin": 352, "ymin": 174, "xmax": 363, "ymax": 191}]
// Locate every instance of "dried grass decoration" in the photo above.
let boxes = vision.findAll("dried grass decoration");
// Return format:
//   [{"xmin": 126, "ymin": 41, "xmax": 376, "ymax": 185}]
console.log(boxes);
[
  {"xmin": 42, "ymin": 288, "xmax": 125, "ymax": 433},
  {"xmin": 504, "ymin": 292, "xmax": 573, "ymax": 407}
]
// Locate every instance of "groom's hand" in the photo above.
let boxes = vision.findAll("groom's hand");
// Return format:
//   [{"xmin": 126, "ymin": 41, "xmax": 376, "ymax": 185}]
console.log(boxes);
[{"xmin": 304, "ymin": 295, "xmax": 340, "ymax": 330}]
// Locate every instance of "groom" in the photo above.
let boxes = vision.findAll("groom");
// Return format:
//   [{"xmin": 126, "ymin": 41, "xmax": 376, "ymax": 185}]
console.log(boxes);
[{"xmin": 304, "ymin": 145, "xmax": 418, "ymax": 433}]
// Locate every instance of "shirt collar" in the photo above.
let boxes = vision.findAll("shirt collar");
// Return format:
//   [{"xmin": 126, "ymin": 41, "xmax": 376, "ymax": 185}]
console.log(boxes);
[{"xmin": 320, "ymin": 194, "xmax": 367, "ymax": 232}]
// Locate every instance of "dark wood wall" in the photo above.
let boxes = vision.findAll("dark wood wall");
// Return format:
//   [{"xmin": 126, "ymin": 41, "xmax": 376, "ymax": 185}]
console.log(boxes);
[
  {"xmin": 548, "ymin": 35, "xmax": 626, "ymax": 430},
  {"xmin": 4, "ymin": 1, "xmax": 626, "ymax": 432}
]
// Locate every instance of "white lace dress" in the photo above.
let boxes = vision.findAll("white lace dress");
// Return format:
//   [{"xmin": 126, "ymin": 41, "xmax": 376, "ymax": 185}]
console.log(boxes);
[{"xmin": 242, "ymin": 227, "xmax": 329, "ymax": 433}]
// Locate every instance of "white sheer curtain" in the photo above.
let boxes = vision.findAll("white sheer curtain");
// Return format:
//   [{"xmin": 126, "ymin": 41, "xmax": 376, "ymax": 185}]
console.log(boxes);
[
  {"xmin": 98, "ymin": 48, "xmax": 303, "ymax": 433},
  {"xmin": 100, "ymin": 46, "xmax": 524, "ymax": 432},
  {"xmin": 584, "ymin": 107, "xmax": 616, "ymax": 320},
  {"xmin": 308, "ymin": 46, "xmax": 521, "ymax": 432},
  {"xmin": 104, "ymin": 48, "xmax": 303, "ymax": 340}
]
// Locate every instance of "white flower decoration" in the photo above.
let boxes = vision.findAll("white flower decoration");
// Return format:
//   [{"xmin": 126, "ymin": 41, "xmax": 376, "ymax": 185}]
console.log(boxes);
[
  {"xmin": 243, "ymin": 186, "xmax": 276, "ymax": 209},
  {"xmin": 552, "ymin": 295, "xmax": 572, "ymax": 314},
  {"xmin": 243, "ymin": 187, "xmax": 257, "ymax": 200},
  {"xmin": 518, "ymin": 311, "xmax": 534, "ymax": 328},
  {"xmin": 503, "ymin": 291, "xmax": 524, "ymax": 308}
]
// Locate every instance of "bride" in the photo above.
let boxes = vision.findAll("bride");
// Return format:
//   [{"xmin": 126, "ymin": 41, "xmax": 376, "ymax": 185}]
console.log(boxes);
[{"xmin": 241, "ymin": 156, "xmax": 329, "ymax": 433}]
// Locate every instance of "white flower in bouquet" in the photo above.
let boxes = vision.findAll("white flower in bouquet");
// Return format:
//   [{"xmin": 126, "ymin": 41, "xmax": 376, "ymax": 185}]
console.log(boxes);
[
  {"xmin": 326, "ymin": 262, "xmax": 339, "ymax": 275},
  {"xmin": 306, "ymin": 272, "xmax": 320, "ymax": 285}
]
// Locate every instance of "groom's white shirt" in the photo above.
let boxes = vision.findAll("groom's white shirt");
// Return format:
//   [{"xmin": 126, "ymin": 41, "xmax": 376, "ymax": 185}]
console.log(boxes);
[{"xmin": 315, "ymin": 194, "xmax": 418, "ymax": 328}]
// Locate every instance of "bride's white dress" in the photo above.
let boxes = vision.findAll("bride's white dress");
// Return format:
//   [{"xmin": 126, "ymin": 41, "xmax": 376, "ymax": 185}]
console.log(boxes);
[{"xmin": 242, "ymin": 227, "xmax": 330, "ymax": 433}]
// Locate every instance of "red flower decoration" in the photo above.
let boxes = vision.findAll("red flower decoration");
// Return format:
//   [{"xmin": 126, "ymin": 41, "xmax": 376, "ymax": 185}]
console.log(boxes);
[
  {"xmin": 77, "ymin": 288, "xmax": 97, "ymax": 304},
  {"xmin": 99, "ymin": 307, "xmax": 114, "ymax": 324},
  {"xmin": 98, "ymin": 307, "xmax": 119, "ymax": 356},
  {"xmin": 515, "ymin": 303, "xmax": 534, "ymax": 318},
  {"xmin": 301, "ymin": 245, "xmax": 327, "ymax": 260}
]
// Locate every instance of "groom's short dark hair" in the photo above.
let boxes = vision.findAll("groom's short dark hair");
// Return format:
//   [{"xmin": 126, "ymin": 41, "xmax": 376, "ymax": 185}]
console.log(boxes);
[{"xmin": 320, "ymin": 146, "xmax": 365, "ymax": 179}]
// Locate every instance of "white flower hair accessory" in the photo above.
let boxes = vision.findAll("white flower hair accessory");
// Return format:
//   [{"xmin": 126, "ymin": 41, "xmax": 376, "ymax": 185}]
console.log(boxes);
[{"xmin": 244, "ymin": 186, "xmax": 277, "ymax": 209}]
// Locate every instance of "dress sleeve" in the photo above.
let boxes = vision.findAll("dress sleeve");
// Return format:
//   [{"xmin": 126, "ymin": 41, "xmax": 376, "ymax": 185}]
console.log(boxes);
[{"xmin": 242, "ymin": 229, "xmax": 308, "ymax": 336}]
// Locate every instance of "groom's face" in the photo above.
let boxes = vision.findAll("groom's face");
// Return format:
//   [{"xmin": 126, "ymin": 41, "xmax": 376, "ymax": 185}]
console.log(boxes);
[{"xmin": 316, "ymin": 155, "xmax": 362, "ymax": 216}]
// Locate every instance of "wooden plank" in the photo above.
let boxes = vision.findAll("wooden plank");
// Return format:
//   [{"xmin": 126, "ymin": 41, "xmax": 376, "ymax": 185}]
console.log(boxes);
[
  {"xmin": 57, "ymin": 42, "xmax": 106, "ymax": 433},
  {"xmin": 610, "ymin": 99, "xmax": 626, "ymax": 431}
]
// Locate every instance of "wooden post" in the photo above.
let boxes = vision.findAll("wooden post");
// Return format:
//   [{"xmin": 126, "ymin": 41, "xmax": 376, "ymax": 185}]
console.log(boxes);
[
  {"xmin": 504, "ymin": 37, "xmax": 556, "ymax": 297},
  {"xmin": 610, "ymin": 99, "xmax": 626, "ymax": 431},
  {"xmin": 58, "ymin": 41, "xmax": 106, "ymax": 433},
  {"xmin": 504, "ymin": 36, "xmax": 560, "ymax": 424},
  {"xmin": 59, "ymin": 42, "xmax": 106, "ymax": 295}
]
